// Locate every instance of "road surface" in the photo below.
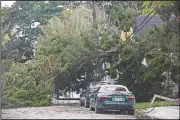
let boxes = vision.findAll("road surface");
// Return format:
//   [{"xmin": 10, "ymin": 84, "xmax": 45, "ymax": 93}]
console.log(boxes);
[
  {"xmin": 144, "ymin": 106, "xmax": 179, "ymax": 119},
  {"xmin": 2, "ymin": 104, "xmax": 136, "ymax": 119}
]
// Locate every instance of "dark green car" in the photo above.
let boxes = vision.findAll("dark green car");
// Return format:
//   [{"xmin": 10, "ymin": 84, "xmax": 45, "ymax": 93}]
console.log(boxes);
[
  {"xmin": 79, "ymin": 81, "xmax": 112, "ymax": 108},
  {"xmin": 89, "ymin": 85, "xmax": 136, "ymax": 115}
]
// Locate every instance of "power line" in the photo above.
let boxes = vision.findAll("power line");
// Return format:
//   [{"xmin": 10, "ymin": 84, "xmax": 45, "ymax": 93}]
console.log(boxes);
[
  {"xmin": 132, "ymin": 2, "xmax": 161, "ymax": 36},
  {"xmin": 124, "ymin": 2, "xmax": 163, "ymax": 90},
  {"xmin": 129, "ymin": 1, "xmax": 171, "ymax": 90},
  {"xmin": 129, "ymin": 14, "xmax": 159, "ymax": 90},
  {"xmin": 129, "ymin": 53, "xmax": 147, "ymax": 90},
  {"xmin": 98, "ymin": 1, "xmax": 162, "ymax": 55},
  {"xmin": 144, "ymin": 87, "xmax": 169, "ymax": 114},
  {"xmin": 115, "ymin": 1, "xmax": 163, "ymax": 90},
  {"xmin": 118, "ymin": 1, "xmax": 162, "ymax": 50},
  {"xmin": 129, "ymin": 1, "xmax": 177, "ymax": 114},
  {"xmin": 114, "ymin": 2, "xmax": 162, "ymax": 80},
  {"xmin": 97, "ymin": 2, "xmax": 163, "ymax": 88}
]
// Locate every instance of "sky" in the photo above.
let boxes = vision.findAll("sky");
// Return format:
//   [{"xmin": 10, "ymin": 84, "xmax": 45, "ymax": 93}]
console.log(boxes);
[
  {"xmin": 1, "ymin": 1, "xmax": 49, "ymax": 7},
  {"xmin": 1, "ymin": 1, "xmax": 16, "ymax": 7}
]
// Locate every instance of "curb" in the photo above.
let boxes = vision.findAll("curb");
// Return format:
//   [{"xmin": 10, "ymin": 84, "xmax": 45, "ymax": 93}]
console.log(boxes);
[{"xmin": 135, "ymin": 110, "xmax": 158, "ymax": 119}]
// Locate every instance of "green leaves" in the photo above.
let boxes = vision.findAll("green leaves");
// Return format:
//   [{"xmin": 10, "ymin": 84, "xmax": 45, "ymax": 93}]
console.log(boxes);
[
  {"xmin": 2, "ymin": 1, "xmax": 179, "ymax": 108},
  {"xmin": 1, "ymin": 61, "xmax": 53, "ymax": 108},
  {"xmin": 1, "ymin": 1, "xmax": 68, "ymax": 62},
  {"xmin": 107, "ymin": 1, "xmax": 141, "ymax": 32}
]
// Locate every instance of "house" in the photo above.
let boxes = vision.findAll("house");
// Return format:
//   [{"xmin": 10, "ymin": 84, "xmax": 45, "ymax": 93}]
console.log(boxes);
[
  {"xmin": 133, "ymin": 15, "xmax": 164, "ymax": 36},
  {"xmin": 107, "ymin": 24, "xmax": 134, "ymax": 41},
  {"xmin": 119, "ymin": 15, "xmax": 164, "ymax": 41},
  {"xmin": 120, "ymin": 27, "xmax": 133, "ymax": 41}
]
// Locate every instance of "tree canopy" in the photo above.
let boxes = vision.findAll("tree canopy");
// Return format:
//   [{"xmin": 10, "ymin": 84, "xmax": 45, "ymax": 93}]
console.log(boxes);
[{"xmin": 1, "ymin": 1, "xmax": 179, "ymax": 108}]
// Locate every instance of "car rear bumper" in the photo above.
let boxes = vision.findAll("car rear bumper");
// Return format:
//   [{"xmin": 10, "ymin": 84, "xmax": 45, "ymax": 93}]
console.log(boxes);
[{"xmin": 98, "ymin": 102, "xmax": 135, "ymax": 110}]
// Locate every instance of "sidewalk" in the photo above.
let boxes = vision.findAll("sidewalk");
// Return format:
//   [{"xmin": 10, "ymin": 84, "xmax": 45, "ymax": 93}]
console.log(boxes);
[{"xmin": 144, "ymin": 106, "xmax": 179, "ymax": 119}]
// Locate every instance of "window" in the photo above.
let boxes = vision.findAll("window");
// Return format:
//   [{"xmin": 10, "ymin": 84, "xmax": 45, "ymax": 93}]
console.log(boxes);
[
  {"xmin": 104, "ymin": 87, "xmax": 127, "ymax": 92},
  {"xmin": 114, "ymin": 87, "xmax": 126, "ymax": 91}
]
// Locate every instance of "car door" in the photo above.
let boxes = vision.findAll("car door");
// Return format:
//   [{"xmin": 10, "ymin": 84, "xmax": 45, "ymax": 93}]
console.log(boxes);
[
  {"xmin": 89, "ymin": 87, "xmax": 99, "ymax": 107},
  {"xmin": 90, "ymin": 93, "xmax": 95, "ymax": 107},
  {"xmin": 93, "ymin": 87, "xmax": 101, "ymax": 106},
  {"xmin": 80, "ymin": 90, "xmax": 85, "ymax": 100}
]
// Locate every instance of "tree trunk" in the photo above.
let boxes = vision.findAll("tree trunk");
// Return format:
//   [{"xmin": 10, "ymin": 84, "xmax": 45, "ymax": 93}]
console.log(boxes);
[{"xmin": 92, "ymin": 1, "xmax": 96, "ymax": 24}]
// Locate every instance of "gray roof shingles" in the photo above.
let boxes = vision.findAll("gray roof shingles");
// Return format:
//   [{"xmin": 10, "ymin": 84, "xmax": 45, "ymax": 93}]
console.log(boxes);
[{"xmin": 134, "ymin": 15, "xmax": 164, "ymax": 35}]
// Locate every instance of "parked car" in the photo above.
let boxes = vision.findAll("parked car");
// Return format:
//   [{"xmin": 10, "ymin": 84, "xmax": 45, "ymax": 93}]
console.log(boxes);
[
  {"xmin": 79, "ymin": 81, "xmax": 112, "ymax": 108},
  {"xmin": 79, "ymin": 90, "xmax": 86, "ymax": 106},
  {"xmin": 89, "ymin": 84, "xmax": 136, "ymax": 115}
]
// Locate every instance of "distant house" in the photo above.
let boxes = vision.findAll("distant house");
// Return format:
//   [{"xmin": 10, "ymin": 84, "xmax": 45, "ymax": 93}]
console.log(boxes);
[
  {"xmin": 107, "ymin": 23, "xmax": 134, "ymax": 41},
  {"xmin": 119, "ymin": 15, "xmax": 164, "ymax": 41},
  {"xmin": 133, "ymin": 15, "xmax": 164, "ymax": 36},
  {"xmin": 120, "ymin": 27, "xmax": 133, "ymax": 41}
]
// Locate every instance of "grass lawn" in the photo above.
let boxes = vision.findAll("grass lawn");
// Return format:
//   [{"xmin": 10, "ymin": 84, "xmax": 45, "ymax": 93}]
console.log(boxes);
[{"xmin": 135, "ymin": 101, "xmax": 174, "ymax": 109}]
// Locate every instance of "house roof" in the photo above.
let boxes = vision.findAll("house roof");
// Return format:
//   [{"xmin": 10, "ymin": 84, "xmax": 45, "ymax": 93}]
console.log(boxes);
[{"xmin": 134, "ymin": 15, "xmax": 164, "ymax": 35}]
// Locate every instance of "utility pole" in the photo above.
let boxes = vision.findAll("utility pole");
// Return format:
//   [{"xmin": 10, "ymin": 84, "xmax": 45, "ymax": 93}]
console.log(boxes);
[
  {"xmin": 88, "ymin": 1, "xmax": 99, "ymax": 44},
  {"xmin": 92, "ymin": 1, "xmax": 96, "ymax": 24},
  {"xmin": 0, "ymin": 1, "xmax": 2, "ymax": 119},
  {"xmin": 85, "ymin": 67, "xmax": 86, "ymax": 82}
]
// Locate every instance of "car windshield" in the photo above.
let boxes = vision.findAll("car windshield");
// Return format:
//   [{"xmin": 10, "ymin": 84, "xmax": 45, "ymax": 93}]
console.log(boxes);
[
  {"xmin": 89, "ymin": 83, "xmax": 96, "ymax": 88},
  {"xmin": 89, "ymin": 82, "xmax": 109, "ymax": 88},
  {"xmin": 97, "ymin": 82, "xmax": 110, "ymax": 85},
  {"xmin": 104, "ymin": 86, "xmax": 127, "ymax": 92}
]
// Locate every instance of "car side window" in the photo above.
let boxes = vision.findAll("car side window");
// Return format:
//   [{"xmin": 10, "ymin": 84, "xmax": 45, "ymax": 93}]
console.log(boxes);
[{"xmin": 115, "ymin": 87, "xmax": 126, "ymax": 91}]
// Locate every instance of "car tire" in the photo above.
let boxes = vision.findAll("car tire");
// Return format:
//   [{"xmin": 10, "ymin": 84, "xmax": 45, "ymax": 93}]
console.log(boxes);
[
  {"xmin": 128, "ymin": 109, "xmax": 135, "ymax": 115},
  {"xmin": 95, "ymin": 103, "xmax": 102, "ymax": 113},
  {"xmin": 89, "ymin": 103, "xmax": 94, "ymax": 111},
  {"xmin": 84, "ymin": 99, "xmax": 89, "ymax": 108},
  {"xmin": 79, "ymin": 100, "xmax": 83, "ymax": 106}
]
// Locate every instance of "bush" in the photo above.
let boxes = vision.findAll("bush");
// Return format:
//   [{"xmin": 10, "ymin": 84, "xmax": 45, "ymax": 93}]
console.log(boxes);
[
  {"xmin": 32, "ymin": 101, "xmax": 40, "ymax": 107},
  {"xmin": 13, "ymin": 90, "xmax": 29, "ymax": 100},
  {"xmin": 1, "ymin": 62, "xmax": 54, "ymax": 109},
  {"xmin": 25, "ymin": 101, "xmax": 33, "ymax": 106},
  {"xmin": 31, "ymin": 98, "xmax": 51, "ymax": 107},
  {"xmin": 39, "ymin": 99, "xmax": 51, "ymax": 106},
  {"xmin": 7, "ymin": 97, "xmax": 26, "ymax": 108}
]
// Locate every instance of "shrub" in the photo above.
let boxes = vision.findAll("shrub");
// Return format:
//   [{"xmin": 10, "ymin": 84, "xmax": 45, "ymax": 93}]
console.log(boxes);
[{"xmin": 1, "ymin": 62, "xmax": 54, "ymax": 109}]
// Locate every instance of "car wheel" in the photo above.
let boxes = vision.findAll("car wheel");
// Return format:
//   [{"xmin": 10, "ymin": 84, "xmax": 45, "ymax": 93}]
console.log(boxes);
[
  {"xmin": 95, "ymin": 103, "xmax": 102, "ymax": 113},
  {"xmin": 89, "ymin": 102, "xmax": 94, "ymax": 111},
  {"xmin": 128, "ymin": 109, "xmax": 135, "ymax": 115},
  {"xmin": 79, "ymin": 100, "xmax": 83, "ymax": 106},
  {"xmin": 84, "ymin": 99, "xmax": 89, "ymax": 108}
]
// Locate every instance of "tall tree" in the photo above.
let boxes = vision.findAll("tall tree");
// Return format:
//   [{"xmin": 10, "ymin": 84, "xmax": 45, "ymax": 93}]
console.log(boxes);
[{"xmin": 1, "ymin": 1, "xmax": 69, "ymax": 62}]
